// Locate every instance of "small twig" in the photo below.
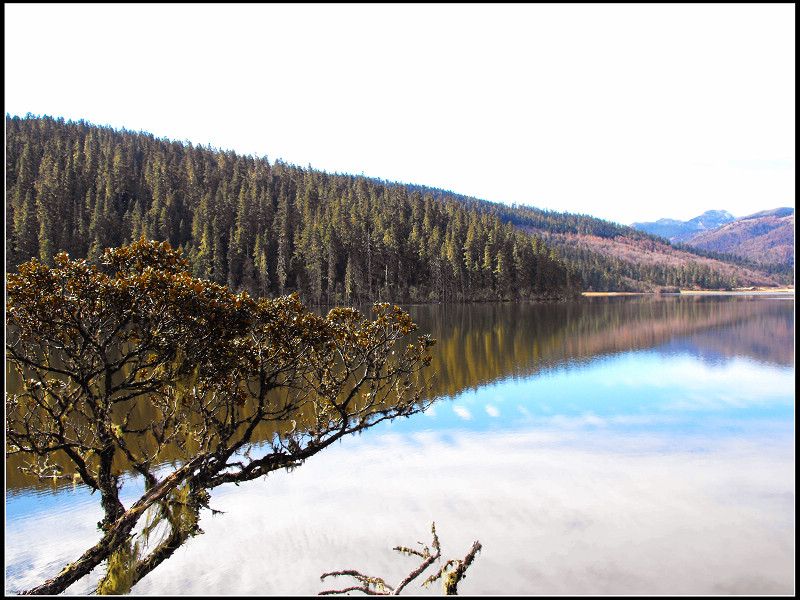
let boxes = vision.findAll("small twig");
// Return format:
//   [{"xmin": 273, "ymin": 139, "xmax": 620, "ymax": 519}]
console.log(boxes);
[
  {"xmin": 392, "ymin": 523, "xmax": 441, "ymax": 595},
  {"xmin": 319, "ymin": 585, "xmax": 385, "ymax": 596},
  {"xmin": 319, "ymin": 570, "xmax": 394, "ymax": 595}
]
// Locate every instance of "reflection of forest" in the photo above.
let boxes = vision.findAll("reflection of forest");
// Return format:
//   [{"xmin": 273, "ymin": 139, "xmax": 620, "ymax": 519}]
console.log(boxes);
[
  {"xmin": 408, "ymin": 296, "xmax": 794, "ymax": 399},
  {"xmin": 660, "ymin": 306, "xmax": 795, "ymax": 367},
  {"xmin": 5, "ymin": 371, "xmax": 422, "ymax": 493},
  {"xmin": 6, "ymin": 296, "xmax": 793, "ymax": 493}
]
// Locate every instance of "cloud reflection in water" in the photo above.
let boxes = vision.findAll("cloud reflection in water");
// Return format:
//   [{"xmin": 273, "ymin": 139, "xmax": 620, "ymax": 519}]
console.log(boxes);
[{"xmin": 124, "ymin": 348, "xmax": 793, "ymax": 595}]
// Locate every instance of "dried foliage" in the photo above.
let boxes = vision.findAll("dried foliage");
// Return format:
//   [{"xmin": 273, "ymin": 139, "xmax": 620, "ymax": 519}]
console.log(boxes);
[{"xmin": 6, "ymin": 239, "xmax": 436, "ymax": 595}]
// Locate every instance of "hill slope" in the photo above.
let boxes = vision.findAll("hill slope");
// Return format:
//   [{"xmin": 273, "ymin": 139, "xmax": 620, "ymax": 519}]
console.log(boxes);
[
  {"xmin": 518, "ymin": 225, "xmax": 788, "ymax": 291},
  {"xmin": 406, "ymin": 195, "xmax": 792, "ymax": 290},
  {"xmin": 677, "ymin": 208, "xmax": 794, "ymax": 265}
]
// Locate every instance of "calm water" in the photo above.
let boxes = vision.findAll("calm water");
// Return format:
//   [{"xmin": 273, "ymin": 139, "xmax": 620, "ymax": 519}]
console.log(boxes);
[{"xmin": 5, "ymin": 295, "xmax": 795, "ymax": 595}]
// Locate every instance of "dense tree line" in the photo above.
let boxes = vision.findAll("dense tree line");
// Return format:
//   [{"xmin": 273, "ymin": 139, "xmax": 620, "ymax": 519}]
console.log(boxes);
[
  {"xmin": 6, "ymin": 114, "xmax": 581, "ymax": 304},
  {"xmin": 404, "ymin": 187, "xmax": 664, "ymax": 242},
  {"xmin": 553, "ymin": 243, "xmax": 737, "ymax": 291}
]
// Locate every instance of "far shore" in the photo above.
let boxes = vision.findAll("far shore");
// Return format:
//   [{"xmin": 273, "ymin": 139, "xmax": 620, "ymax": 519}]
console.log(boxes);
[{"xmin": 583, "ymin": 287, "xmax": 794, "ymax": 297}]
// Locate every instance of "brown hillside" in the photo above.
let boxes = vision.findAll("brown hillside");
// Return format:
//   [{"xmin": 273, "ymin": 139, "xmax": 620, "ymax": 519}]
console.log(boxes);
[
  {"xmin": 524, "ymin": 227, "xmax": 786, "ymax": 289},
  {"xmin": 682, "ymin": 212, "xmax": 794, "ymax": 264}
]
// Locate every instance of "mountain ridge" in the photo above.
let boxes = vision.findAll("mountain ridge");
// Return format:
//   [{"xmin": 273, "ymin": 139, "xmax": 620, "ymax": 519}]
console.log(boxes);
[
  {"xmin": 631, "ymin": 208, "xmax": 794, "ymax": 266},
  {"xmin": 631, "ymin": 209, "xmax": 736, "ymax": 240}
]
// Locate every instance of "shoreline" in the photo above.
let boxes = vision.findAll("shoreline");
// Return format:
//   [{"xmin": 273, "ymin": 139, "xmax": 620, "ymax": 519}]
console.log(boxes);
[{"xmin": 583, "ymin": 287, "xmax": 794, "ymax": 297}]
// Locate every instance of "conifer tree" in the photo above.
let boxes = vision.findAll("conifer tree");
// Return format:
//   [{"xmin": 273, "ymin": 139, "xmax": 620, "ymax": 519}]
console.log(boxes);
[{"xmin": 14, "ymin": 188, "xmax": 39, "ymax": 263}]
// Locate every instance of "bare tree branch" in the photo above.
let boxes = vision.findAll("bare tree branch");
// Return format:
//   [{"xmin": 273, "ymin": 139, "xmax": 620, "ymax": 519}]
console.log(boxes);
[
  {"xmin": 7, "ymin": 240, "xmax": 437, "ymax": 595},
  {"xmin": 319, "ymin": 523, "xmax": 481, "ymax": 596}
]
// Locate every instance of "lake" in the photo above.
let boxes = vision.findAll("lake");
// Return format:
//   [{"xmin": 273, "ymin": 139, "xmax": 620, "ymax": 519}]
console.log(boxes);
[{"xmin": 5, "ymin": 294, "xmax": 795, "ymax": 595}]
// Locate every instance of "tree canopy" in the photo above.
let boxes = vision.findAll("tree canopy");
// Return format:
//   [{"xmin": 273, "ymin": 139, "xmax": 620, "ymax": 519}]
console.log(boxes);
[
  {"xmin": 5, "ymin": 114, "xmax": 580, "ymax": 304},
  {"xmin": 6, "ymin": 239, "xmax": 436, "ymax": 595}
]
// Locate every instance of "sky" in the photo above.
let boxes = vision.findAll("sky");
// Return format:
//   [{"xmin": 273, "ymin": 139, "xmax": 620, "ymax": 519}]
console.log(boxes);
[{"xmin": 4, "ymin": 3, "xmax": 795, "ymax": 225}]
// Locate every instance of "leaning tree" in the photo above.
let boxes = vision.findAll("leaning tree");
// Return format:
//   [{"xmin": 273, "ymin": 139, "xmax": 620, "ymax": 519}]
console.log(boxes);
[{"xmin": 6, "ymin": 238, "xmax": 436, "ymax": 595}]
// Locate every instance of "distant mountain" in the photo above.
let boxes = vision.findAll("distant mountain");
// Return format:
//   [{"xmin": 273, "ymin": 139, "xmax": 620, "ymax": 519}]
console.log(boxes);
[
  {"xmin": 631, "ymin": 210, "xmax": 736, "ymax": 240},
  {"xmin": 631, "ymin": 208, "xmax": 794, "ymax": 266},
  {"xmin": 679, "ymin": 208, "xmax": 794, "ymax": 265}
]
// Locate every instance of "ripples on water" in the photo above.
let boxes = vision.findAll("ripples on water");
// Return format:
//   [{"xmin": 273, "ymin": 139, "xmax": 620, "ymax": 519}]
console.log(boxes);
[{"xmin": 5, "ymin": 295, "xmax": 795, "ymax": 595}]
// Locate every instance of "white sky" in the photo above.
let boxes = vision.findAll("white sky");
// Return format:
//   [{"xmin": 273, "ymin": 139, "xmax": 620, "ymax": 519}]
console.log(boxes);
[{"xmin": 4, "ymin": 3, "xmax": 795, "ymax": 225}]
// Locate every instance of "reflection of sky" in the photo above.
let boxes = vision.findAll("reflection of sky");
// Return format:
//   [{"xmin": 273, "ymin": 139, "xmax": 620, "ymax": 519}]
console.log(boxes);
[
  {"xmin": 5, "ymin": 476, "xmax": 149, "ymax": 594},
  {"xmin": 390, "ymin": 349, "xmax": 795, "ymax": 440},
  {"xmin": 127, "ymin": 422, "xmax": 794, "ymax": 595},
  {"xmin": 5, "ymin": 331, "xmax": 795, "ymax": 595}
]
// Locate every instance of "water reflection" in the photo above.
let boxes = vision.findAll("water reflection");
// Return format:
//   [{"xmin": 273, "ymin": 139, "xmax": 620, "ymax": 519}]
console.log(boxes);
[
  {"xmin": 409, "ymin": 295, "xmax": 794, "ymax": 401},
  {"xmin": 5, "ymin": 296, "xmax": 794, "ymax": 595},
  {"xmin": 124, "ymin": 344, "xmax": 793, "ymax": 595},
  {"xmin": 6, "ymin": 295, "xmax": 792, "ymax": 494},
  {"xmin": 424, "ymin": 352, "xmax": 793, "ymax": 448}
]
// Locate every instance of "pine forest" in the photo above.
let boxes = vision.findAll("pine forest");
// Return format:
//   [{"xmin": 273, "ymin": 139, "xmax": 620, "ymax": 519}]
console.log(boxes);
[
  {"xmin": 6, "ymin": 114, "xmax": 788, "ymax": 302},
  {"xmin": 5, "ymin": 114, "xmax": 582, "ymax": 304}
]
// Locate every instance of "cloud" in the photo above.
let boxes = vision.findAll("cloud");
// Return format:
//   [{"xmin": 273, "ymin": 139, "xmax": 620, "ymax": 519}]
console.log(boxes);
[
  {"xmin": 7, "ymin": 424, "xmax": 793, "ymax": 595},
  {"xmin": 141, "ymin": 428, "xmax": 794, "ymax": 594},
  {"xmin": 453, "ymin": 405, "xmax": 472, "ymax": 420}
]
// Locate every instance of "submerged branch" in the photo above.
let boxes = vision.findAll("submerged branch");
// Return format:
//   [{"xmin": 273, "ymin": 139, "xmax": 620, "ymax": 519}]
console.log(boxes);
[{"xmin": 319, "ymin": 522, "xmax": 480, "ymax": 596}]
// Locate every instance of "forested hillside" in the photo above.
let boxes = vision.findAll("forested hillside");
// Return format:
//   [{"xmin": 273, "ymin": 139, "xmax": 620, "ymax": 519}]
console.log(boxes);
[
  {"xmin": 5, "ymin": 114, "xmax": 581, "ymax": 305},
  {"xmin": 7, "ymin": 114, "xmax": 789, "ymax": 298},
  {"xmin": 399, "ymin": 189, "xmax": 792, "ymax": 290}
]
